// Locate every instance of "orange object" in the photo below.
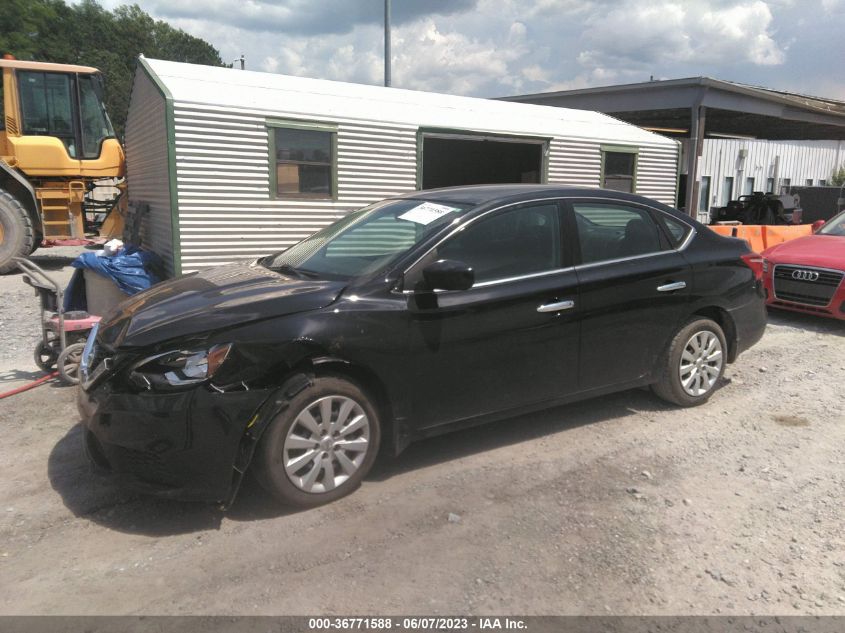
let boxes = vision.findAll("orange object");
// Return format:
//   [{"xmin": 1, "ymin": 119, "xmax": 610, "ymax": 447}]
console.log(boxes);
[
  {"xmin": 709, "ymin": 226, "xmax": 737, "ymax": 237},
  {"xmin": 0, "ymin": 372, "xmax": 58, "ymax": 399},
  {"xmin": 762, "ymin": 224, "xmax": 813, "ymax": 249},
  {"xmin": 734, "ymin": 225, "xmax": 765, "ymax": 253}
]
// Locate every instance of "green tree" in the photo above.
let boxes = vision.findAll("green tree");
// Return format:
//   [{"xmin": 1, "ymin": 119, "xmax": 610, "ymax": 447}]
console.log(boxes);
[
  {"xmin": 0, "ymin": 0, "xmax": 60, "ymax": 61},
  {"xmin": 0, "ymin": 0, "xmax": 224, "ymax": 137},
  {"xmin": 831, "ymin": 164, "xmax": 845, "ymax": 187}
]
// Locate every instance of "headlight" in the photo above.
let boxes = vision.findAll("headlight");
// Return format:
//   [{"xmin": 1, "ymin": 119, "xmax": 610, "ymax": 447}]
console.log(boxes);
[{"xmin": 129, "ymin": 343, "xmax": 232, "ymax": 390}]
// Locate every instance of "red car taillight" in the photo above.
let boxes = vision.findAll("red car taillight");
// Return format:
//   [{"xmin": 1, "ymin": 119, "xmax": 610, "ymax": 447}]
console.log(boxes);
[{"xmin": 741, "ymin": 253, "xmax": 764, "ymax": 280}]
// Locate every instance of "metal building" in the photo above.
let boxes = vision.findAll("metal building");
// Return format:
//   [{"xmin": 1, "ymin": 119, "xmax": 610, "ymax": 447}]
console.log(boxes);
[
  {"xmin": 694, "ymin": 138, "xmax": 842, "ymax": 217},
  {"xmin": 125, "ymin": 58, "xmax": 679, "ymax": 275},
  {"xmin": 504, "ymin": 77, "xmax": 845, "ymax": 220}
]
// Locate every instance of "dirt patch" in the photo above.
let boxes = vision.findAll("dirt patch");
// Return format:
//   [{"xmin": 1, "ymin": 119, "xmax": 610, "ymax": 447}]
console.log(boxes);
[{"xmin": 772, "ymin": 414, "xmax": 811, "ymax": 427}]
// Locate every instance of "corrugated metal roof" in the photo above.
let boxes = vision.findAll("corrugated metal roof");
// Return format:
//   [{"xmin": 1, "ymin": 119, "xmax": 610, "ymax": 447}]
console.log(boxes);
[
  {"xmin": 508, "ymin": 76, "xmax": 845, "ymax": 119},
  {"xmin": 508, "ymin": 77, "xmax": 845, "ymax": 117},
  {"xmin": 143, "ymin": 58, "xmax": 676, "ymax": 148}
]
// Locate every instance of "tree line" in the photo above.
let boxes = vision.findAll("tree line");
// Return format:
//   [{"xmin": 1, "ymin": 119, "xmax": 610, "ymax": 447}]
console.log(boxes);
[{"xmin": 0, "ymin": 0, "xmax": 224, "ymax": 136}]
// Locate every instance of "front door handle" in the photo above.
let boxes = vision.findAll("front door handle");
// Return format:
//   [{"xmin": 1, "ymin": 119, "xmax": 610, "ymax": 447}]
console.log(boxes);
[
  {"xmin": 537, "ymin": 299, "xmax": 575, "ymax": 313},
  {"xmin": 657, "ymin": 281, "xmax": 687, "ymax": 292}
]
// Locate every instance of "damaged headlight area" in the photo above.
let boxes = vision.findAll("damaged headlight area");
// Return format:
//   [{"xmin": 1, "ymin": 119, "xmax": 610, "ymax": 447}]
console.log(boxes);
[{"xmin": 129, "ymin": 343, "xmax": 232, "ymax": 391}]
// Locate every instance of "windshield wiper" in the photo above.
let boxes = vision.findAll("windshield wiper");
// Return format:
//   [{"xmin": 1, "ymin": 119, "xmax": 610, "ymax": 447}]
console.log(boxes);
[{"xmin": 271, "ymin": 264, "xmax": 320, "ymax": 279}]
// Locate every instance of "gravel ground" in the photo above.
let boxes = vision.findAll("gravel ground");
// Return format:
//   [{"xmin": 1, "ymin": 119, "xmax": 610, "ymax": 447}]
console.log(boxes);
[{"xmin": 0, "ymin": 254, "xmax": 843, "ymax": 616}]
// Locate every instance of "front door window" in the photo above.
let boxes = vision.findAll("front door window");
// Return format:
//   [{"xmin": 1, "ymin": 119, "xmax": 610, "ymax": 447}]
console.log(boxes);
[{"xmin": 435, "ymin": 202, "xmax": 562, "ymax": 284}]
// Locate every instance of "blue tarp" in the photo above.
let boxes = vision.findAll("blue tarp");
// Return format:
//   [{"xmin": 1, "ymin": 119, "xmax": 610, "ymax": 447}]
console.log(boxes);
[{"xmin": 64, "ymin": 246, "xmax": 165, "ymax": 312}]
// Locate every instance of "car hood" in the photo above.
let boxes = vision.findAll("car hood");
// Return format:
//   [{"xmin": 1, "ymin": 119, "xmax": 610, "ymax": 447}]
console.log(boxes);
[
  {"xmin": 97, "ymin": 261, "xmax": 347, "ymax": 349},
  {"xmin": 763, "ymin": 235, "xmax": 845, "ymax": 270}
]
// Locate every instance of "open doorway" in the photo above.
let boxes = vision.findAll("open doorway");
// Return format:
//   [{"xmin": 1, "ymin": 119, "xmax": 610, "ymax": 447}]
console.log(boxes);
[
  {"xmin": 421, "ymin": 133, "xmax": 546, "ymax": 190},
  {"xmin": 677, "ymin": 174, "xmax": 687, "ymax": 211}
]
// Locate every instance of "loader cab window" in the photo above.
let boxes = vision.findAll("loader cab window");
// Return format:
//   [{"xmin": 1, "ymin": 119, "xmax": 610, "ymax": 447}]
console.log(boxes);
[
  {"xmin": 78, "ymin": 74, "xmax": 115, "ymax": 158},
  {"xmin": 18, "ymin": 71, "xmax": 78, "ymax": 158}
]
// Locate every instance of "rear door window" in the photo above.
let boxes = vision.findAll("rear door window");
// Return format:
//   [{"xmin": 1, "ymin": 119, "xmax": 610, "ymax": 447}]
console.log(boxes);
[{"xmin": 573, "ymin": 202, "xmax": 665, "ymax": 265}]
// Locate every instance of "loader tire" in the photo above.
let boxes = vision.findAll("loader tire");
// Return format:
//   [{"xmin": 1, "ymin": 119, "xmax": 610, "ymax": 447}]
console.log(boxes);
[{"xmin": 0, "ymin": 190, "xmax": 36, "ymax": 274}]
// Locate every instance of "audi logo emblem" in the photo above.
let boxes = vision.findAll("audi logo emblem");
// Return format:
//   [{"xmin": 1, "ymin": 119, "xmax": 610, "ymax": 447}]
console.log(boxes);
[{"xmin": 792, "ymin": 269, "xmax": 819, "ymax": 281}]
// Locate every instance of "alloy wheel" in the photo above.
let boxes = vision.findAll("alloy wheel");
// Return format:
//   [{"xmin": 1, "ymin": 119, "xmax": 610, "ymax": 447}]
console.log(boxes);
[
  {"xmin": 679, "ymin": 330, "xmax": 723, "ymax": 397},
  {"xmin": 282, "ymin": 395, "xmax": 371, "ymax": 494}
]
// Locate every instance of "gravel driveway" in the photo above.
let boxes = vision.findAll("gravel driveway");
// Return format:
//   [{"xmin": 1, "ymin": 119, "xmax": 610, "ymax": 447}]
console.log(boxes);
[{"xmin": 0, "ymin": 253, "xmax": 843, "ymax": 615}]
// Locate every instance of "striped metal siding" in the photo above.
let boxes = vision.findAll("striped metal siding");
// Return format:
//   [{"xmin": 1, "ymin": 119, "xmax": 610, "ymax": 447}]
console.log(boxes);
[
  {"xmin": 636, "ymin": 143, "xmax": 679, "ymax": 206},
  {"xmin": 547, "ymin": 139, "xmax": 602, "ymax": 189},
  {"xmin": 172, "ymin": 102, "xmax": 418, "ymax": 272},
  {"xmin": 692, "ymin": 139, "xmax": 843, "ymax": 207},
  {"xmin": 125, "ymin": 71, "xmax": 174, "ymax": 274},
  {"xmin": 170, "ymin": 102, "xmax": 678, "ymax": 271},
  {"xmin": 547, "ymin": 139, "xmax": 679, "ymax": 207}
]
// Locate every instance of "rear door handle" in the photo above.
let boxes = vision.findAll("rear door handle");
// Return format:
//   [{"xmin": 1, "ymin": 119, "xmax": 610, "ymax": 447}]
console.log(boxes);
[
  {"xmin": 657, "ymin": 281, "xmax": 687, "ymax": 292},
  {"xmin": 537, "ymin": 299, "xmax": 575, "ymax": 313}
]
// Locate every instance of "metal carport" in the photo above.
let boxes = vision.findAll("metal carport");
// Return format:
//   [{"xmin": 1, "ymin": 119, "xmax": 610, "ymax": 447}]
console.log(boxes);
[{"xmin": 503, "ymin": 77, "xmax": 845, "ymax": 215}]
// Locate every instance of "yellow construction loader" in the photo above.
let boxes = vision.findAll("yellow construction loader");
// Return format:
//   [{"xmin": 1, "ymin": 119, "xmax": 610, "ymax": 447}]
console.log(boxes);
[{"xmin": 0, "ymin": 56, "xmax": 125, "ymax": 273}]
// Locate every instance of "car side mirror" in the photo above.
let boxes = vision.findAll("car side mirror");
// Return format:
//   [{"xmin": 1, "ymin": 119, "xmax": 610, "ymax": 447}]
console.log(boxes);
[
  {"xmin": 421, "ymin": 259, "xmax": 474, "ymax": 292},
  {"xmin": 811, "ymin": 219, "xmax": 825, "ymax": 233}
]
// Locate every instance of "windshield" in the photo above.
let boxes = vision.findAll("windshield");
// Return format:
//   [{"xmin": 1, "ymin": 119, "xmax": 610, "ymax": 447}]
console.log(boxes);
[
  {"xmin": 261, "ymin": 198, "xmax": 472, "ymax": 279},
  {"xmin": 817, "ymin": 210, "xmax": 845, "ymax": 237}
]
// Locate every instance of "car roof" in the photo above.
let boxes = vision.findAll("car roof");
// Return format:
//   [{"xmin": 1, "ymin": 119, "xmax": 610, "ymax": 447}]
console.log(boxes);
[
  {"xmin": 395, "ymin": 184, "xmax": 596, "ymax": 205},
  {"xmin": 393, "ymin": 184, "xmax": 686, "ymax": 217}
]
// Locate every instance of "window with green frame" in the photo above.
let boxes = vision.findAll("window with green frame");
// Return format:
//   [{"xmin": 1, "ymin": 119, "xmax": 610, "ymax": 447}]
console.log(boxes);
[
  {"xmin": 268, "ymin": 120, "xmax": 337, "ymax": 200},
  {"xmin": 601, "ymin": 146, "xmax": 638, "ymax": 193}
]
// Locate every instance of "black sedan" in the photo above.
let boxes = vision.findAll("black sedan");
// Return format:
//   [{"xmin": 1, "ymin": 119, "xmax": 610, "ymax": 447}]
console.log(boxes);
[{"xmin": 78, "ymin": 185, "xmax": 766, "ymax": 507}]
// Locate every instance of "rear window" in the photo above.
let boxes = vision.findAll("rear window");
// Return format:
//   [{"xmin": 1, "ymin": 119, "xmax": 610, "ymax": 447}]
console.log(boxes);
[{"xmin": 659, "ymin": 214, "xmax": 692, "ymax": 245}]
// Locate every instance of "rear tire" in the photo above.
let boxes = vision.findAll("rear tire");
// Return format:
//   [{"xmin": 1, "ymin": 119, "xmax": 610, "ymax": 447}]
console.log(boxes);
[
  {"xmin": 652, "ymin": 318, "xmax": 727, "ymax": 407},
  {"xmin": 34, "ymin": 340, "xmax": 59, "ymax": 372},
  {"xmin": 0, "ymin": 190, "xmax": 36, "ymax": 274},
  {"xmin": 253, "ymin": 375, "xmax": 381, "ymax": 508}
]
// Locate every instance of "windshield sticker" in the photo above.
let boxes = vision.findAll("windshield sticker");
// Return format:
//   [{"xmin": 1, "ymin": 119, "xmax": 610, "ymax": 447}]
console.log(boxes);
[{"xmin": 398, "ymin": 202, "xmax": 461, "ymax": 225}]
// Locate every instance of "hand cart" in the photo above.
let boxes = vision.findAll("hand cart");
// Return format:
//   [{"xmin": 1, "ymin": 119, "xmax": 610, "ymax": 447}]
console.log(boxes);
[{"xmin": 14, "ymin": 257, "xmax": 101, "ymax": 385}]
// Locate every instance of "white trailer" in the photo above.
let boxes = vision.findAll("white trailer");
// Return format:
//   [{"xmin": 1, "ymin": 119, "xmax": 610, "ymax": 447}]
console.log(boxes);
[{"xmin": 125, "ymin": 57, "xmax": 679, "ymax": 275}]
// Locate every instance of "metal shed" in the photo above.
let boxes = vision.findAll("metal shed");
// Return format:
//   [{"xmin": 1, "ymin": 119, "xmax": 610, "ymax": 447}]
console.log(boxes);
[{"xmin": 125, "ymin": 57, "xmax": 679, "ymax": 275}]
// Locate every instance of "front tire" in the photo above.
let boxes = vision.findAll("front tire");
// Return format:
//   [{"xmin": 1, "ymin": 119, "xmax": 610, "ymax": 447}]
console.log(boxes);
[
  {"xmin": 253, "ymin": 375, "xmax": 381, "ymax": 507},
  {"xmin": 652, "ymin": 318, "xmax": 727, "ymax": 407},
  {"xmin": 0, "ymin": 190, "xmax": 36, "ymax": 275}
]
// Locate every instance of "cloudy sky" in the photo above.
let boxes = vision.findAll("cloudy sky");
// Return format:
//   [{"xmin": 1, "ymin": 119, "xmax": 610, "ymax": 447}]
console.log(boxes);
[{"xmin": 79, "ymin": 0, "xmax": 845, "ymax": 100}]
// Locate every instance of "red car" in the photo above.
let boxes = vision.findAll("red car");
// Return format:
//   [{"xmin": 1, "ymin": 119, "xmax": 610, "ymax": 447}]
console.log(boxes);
[{"xmin": 762, "ymin": 209, "xmax": 845, "ymax": 320}]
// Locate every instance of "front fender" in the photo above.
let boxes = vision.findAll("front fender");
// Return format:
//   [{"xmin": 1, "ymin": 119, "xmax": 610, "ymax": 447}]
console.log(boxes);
[{"xmin": 223, "ymin": 372, "xmax": 314, "ymax": 508}]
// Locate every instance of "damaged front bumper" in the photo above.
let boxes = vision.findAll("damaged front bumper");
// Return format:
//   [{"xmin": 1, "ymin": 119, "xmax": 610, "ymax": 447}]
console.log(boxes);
[{"xmin": 77, "ymin": 381, "xmax": 272, "ymax": 504}]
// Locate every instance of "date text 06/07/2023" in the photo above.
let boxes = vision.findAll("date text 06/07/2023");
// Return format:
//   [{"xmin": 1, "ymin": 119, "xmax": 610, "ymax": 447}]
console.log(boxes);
[{"xmin": 307, "ymin": 617, "xmax": 528, "ymax": 630}]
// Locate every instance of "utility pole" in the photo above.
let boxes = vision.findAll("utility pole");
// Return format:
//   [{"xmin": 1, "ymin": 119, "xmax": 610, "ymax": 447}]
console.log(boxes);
[{"xmin": 384, "ymin": 0, "xmax": 391, "ymax": 87}]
